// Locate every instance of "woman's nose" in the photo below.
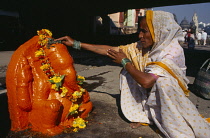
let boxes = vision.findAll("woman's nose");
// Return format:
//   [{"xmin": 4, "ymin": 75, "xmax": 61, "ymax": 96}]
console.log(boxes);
[{"xmin": 139, "ymin": 32, "xmax": 143, "ymax": 39}]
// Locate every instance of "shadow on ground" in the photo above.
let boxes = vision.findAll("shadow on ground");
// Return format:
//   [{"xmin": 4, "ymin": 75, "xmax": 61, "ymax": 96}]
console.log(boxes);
[{"xmin": 0, "ymin": 93, "xmax": 11, "ymax": 138}]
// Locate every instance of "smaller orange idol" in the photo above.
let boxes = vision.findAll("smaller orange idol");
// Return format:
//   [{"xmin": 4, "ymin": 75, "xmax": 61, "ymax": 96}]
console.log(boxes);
[{"xmin": 6, "ymin": 29, "xmax": 93, "ymax": 136}]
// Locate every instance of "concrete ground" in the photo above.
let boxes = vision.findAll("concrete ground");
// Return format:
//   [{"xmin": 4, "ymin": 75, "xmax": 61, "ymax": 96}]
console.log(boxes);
[{"xmin": 1, "ymin": 44, "xmax": 210, "ymax": 138}]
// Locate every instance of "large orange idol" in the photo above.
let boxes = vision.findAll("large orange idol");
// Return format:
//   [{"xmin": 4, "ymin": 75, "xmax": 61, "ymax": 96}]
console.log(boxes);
[{"xmin": 6, "ymin": 29, "xmax": 92, "ymax": 136}]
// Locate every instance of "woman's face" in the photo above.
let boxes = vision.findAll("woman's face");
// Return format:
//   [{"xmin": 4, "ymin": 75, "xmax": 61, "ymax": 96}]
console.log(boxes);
[{"xmin": 138, "ymin": 17, "xmax": 154, "ymax": 49}]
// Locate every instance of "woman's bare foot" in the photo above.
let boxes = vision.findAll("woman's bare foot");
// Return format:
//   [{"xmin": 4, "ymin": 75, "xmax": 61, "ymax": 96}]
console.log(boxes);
[
  {"xmin": 130, "ymin": 122, "xmax": 149, "ymax": 129},
  {"xmin": 130, "ymin": 122, "xmax": 142, "ymax": 129}
]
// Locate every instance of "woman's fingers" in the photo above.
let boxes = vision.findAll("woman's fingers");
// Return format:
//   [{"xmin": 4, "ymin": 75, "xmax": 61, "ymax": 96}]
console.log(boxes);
[
  {"xmin": 54, "ymin": 36, "xmax": 74, "ymax": 46},
  {"xmin": 107, "ymin": 50, "xmax": 116, "ymax": 59},
  {"xmin": 107, "ymin": 48, "xmax": 126, "ymax": 58},
  {"xmin": 106, "ymin": 48, "xmax": 128, "ymax": 64},
  {"xmin": 107, "ymin": 49, "xmax": 118, "ymax": 58},
  {"xmin": 108, "ymin": 49, "xmax": 117, "ymax": 53},
  {"xmin": 107, "ymin": 49, "xmax": 118, "ymax": 55},
  {"xmin": 54, "ymin": 36, "xmax": 68, "ymax": 41}
]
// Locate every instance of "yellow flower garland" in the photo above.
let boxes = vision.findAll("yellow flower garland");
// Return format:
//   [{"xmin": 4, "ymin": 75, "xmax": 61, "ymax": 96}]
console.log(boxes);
[
  {"xmin": 35, "ymin": 29, "xmax": 88, "ymax": 132},
  {"xmin": 73, "ymin": 117, "xmax": 87, "ymax": 128}
]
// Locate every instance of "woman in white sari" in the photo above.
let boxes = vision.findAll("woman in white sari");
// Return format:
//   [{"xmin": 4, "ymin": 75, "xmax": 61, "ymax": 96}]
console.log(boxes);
[
  {"xmin": 56, "ymin": 10, "xmax": 210, "ymax": 138},
  {"xmin": 116, "ymin": 10, "xmax": 210, "ymax": 138}
]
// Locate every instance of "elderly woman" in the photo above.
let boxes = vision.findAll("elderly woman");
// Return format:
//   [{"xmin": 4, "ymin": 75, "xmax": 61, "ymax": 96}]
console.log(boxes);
[{"xmin": 55, "ymin": 10, "xmax": 210, "ymax": 138}]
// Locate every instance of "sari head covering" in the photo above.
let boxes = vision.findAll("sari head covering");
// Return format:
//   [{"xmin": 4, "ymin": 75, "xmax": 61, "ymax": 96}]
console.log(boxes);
[
  {"xmin": 146, "ymin": 10, "xmax": 184, "ymax": 62},
  {"xmin": 145, "ymin": 10, "xmax": 189, "ymax": 95},
  {"xmin": 120, "ymin": 10, "xmax": 185, "ymax": 72}
]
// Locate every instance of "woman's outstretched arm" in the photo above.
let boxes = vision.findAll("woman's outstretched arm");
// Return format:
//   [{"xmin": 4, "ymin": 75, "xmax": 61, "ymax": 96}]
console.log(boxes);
[{"xmin": 55, "ymin": 36, "xmax": 119, "ymax": 56}]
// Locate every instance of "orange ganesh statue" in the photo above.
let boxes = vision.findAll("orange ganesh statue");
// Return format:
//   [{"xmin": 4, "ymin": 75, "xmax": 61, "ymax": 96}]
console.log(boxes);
[{"xmin": 6, "ymin": 29, "xmax": 92, "ymax": 136}]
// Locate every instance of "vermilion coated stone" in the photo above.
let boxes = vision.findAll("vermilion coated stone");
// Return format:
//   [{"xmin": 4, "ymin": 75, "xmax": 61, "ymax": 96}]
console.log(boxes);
[{"xmin": 6, "ymin": 36, "xmax": 92, "ymax": 136}]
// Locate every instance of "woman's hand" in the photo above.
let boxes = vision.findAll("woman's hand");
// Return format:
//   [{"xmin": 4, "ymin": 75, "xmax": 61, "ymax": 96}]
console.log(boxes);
[
  {"xmin": 107, "ymin": 49, "xmax": 127, "ymax": 64},
  {"xmin": 54, "ymin": 36, "xmax": 74, "ymax": 47}
]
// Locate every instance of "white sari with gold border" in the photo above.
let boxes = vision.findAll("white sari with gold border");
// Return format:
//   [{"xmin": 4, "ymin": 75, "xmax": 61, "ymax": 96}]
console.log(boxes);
[{"xmin": 119, "ymin": 11, "xmax": 210, "ymax": 138}]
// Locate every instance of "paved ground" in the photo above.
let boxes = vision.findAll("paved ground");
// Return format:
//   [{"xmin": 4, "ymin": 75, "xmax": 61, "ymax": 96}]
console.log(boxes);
[{"xmin": 1, "ymin": 44, "xmax": 210, "ymax": 138}]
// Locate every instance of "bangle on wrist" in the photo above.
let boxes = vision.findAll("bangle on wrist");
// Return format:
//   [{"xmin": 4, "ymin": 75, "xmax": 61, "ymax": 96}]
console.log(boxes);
[
  {"xmin": 121, "ymin": 58, "xmax": 131, "ymax": 68},
  {"xmin": 72, "ymin": 40, "xmax": 81, "ymax": 50}
]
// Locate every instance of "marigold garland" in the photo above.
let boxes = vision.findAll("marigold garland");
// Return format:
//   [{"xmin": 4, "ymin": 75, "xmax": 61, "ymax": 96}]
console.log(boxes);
[
  {"xmin": 72, "ymin": 117, "xmax": 88, "ymax": 132},
  {"xmin": 35, "ymin": 29, "xmax": 88, "ymax": 132},
  {"xmin": 77, "ymin": 75, "xmax": 85, "ymax": 85}
]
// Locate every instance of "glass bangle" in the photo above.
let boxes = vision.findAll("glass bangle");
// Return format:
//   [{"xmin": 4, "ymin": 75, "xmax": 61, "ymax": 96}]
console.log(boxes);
[
  {"xmin": 121, "ymin": 58, "xmax": 131, "ymax": 68},
  {"xmin": 72, "ymin": 40, "xmax": 81, "ymax": 50}
]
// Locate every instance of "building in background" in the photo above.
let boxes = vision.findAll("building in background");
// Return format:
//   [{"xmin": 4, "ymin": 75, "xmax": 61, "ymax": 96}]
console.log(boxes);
[
  {"xmin": 95, "ymin": 9, "xmax": 150, "ymax": 35},
  {"xmin": 180, "ymin": 17, "xmax": 190, "ymax": 30}
]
